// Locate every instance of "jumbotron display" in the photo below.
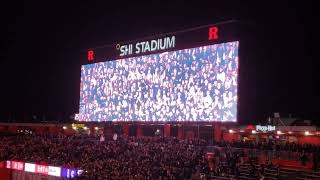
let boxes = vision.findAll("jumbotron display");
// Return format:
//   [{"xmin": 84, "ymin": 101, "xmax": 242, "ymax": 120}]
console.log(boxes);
[{"xmin": 79, "ymin": 41, "xmax": 239, "ymax": 122}]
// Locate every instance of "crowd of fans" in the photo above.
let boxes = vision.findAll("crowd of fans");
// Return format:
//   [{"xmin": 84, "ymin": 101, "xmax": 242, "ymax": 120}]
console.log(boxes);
[
  {"xmin": 216, "ymin": 139, "xmax": 320, "ymax": 153},
  {"xmin": 214, "ymin": 139, "xmax": 320, "ymax": 171},
  {"xmin": 79, "ymin": 41, "xmax": 239, "ymax": 122},
  {"xmin": 209, "ymin": 146, "xmax": 282, "ymax": 180},
  {"xmin": 1, "ymin": 132, "xmax": 319, "ymax": 179},
  {"xmin": 0, "ymin": 133, "xmax": 209, "ymax": 179}
]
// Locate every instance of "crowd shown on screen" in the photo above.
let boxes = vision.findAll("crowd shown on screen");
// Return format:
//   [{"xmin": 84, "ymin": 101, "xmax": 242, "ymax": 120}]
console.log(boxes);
[{"xmin": 80, "ymin": 42, "xmax": 239, "ymax": 122}]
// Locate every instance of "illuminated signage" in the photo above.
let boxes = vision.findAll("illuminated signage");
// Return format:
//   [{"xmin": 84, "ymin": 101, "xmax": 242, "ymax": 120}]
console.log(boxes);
[
  {"xmin": 5, "ymin": 160, "xmax": 82, "ymax": 178},
  {"xmin": 256, "ymin": 125, "xmax": 276, "ymax": 132},
  {"xmin": 86, "ymin": 21, "xmax": 239, "ymax": 63},
  {"xmin": 35, "ymin": 164, "xmax": 49, "ymax": 175},
  {"xmin": 48, "ymin": 166, "xmax": 61, "ymax": 177},
  {"xmin": 208, "ymin": 26, "xmax": 219, "ymax": 40},
  {"xmin": 11, "ymin": 161, "xmax": 24, "ymax": 171},
  {"xmin": 25, "ymin": 163, "xmax": 36, "ymax": 173},
  {"xmin": 62, "ymin": 168, "xmax": 82, "ymax": 178},
  {"xmin": 88, "ymin": 50, "xmax": 94, "ymax": 61},
  {"xmin": 6, "ymin": 161, "xmax": 11, "ymax": 169},
  {"xmin": 117, "ymin": 36, "xmax": 175, "ymax": 57}
]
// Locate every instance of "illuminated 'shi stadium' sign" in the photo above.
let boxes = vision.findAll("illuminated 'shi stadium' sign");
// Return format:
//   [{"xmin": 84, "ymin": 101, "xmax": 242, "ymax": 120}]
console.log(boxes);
[{"xmin": 117, "ymin": 36, "xmax": 175, "ymax": 57}]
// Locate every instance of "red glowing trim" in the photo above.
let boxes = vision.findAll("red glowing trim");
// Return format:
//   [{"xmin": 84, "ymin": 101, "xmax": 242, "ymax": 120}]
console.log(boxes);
[{"xmin": 246, "ymin": 125, "xmax": 255, "ymax": 130}]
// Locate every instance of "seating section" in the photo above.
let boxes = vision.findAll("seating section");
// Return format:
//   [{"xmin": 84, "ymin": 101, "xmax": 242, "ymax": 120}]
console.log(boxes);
[
  {"xmin": 1, "ymin": 133, "xmax": 319, "ymax": 179},
  {"xmin": 210, "ymin": 163, "xmax": 320, "ymax": 180}
]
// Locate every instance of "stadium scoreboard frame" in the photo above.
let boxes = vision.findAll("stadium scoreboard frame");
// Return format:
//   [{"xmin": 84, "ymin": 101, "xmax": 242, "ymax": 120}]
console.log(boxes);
[
  {"xmin": 85, "ymin": 20, "xmax": 239, "ymax": 63},
  {"xmin": 79, "ymin": 20, "xmax": 240, "ymax": 123}
]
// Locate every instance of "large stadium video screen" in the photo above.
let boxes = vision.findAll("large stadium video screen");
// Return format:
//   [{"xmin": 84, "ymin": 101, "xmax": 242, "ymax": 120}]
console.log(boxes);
[{"xmin": 79, "ymin": 41, "xmax": 239, "ymax": 122}]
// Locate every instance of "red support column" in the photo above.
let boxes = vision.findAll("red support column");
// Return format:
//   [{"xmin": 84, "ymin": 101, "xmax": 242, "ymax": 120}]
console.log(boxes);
[
  {"xmin": 122, "ymin": 124, "xmax": 129, "ymax": 137},
  {"xmin": 164, "ymin": 124, "xmax": 171, "ymax": 137},
  {"xmin": 89, "ymin": 126, "xmax": 95, "ymax": 136},
  {"xmin": 0, "ymin": 161, "xmax": 10, "ymax": 180},
  {"xmin": 178, "ymin": 125, "xmax": 183, "ymax": 140},
  {"xmin": 137, "ymin": 125, "xmax": 143, "ymax": 137},
  {"xmin": 214, "ymin": 123, "xmax": 222, "ymax": 142}
]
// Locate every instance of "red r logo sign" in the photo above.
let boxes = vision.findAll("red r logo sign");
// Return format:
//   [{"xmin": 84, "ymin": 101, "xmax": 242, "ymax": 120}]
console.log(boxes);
[
  {"xmin": 88, "ymin": 50, "xmax": 94, "ymax": 61},
  {"xmin": 208, "ymin": 26, "xmax": 218, "ymax": 40}
]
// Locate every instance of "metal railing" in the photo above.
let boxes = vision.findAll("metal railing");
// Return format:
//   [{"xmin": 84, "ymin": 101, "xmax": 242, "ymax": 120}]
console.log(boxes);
[{"xmin": 207, "ymin": 146, "xmax": 313, "ymax": 162}]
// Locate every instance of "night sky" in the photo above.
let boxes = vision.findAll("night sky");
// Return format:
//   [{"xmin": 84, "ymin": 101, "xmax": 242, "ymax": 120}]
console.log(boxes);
[{"xmin": 2, "ymin": 1, "xmax": 318, "ymax": 124}]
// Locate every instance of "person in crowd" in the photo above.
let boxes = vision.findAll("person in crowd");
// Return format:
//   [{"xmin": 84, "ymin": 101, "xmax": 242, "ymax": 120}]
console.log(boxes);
[
  {"xmin": 313, "ymin": 151, "xmax": 319, "ymax": 171},
  {"xmin": 300, "ymin": 150, "xmax": 308, "ymax": 166}
]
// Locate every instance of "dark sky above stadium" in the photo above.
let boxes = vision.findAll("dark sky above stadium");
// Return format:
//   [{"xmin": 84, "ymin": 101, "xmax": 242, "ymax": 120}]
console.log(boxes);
[{"xmin": 2, "ymin": 1, "xmax": 317, "ymax": 124}]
